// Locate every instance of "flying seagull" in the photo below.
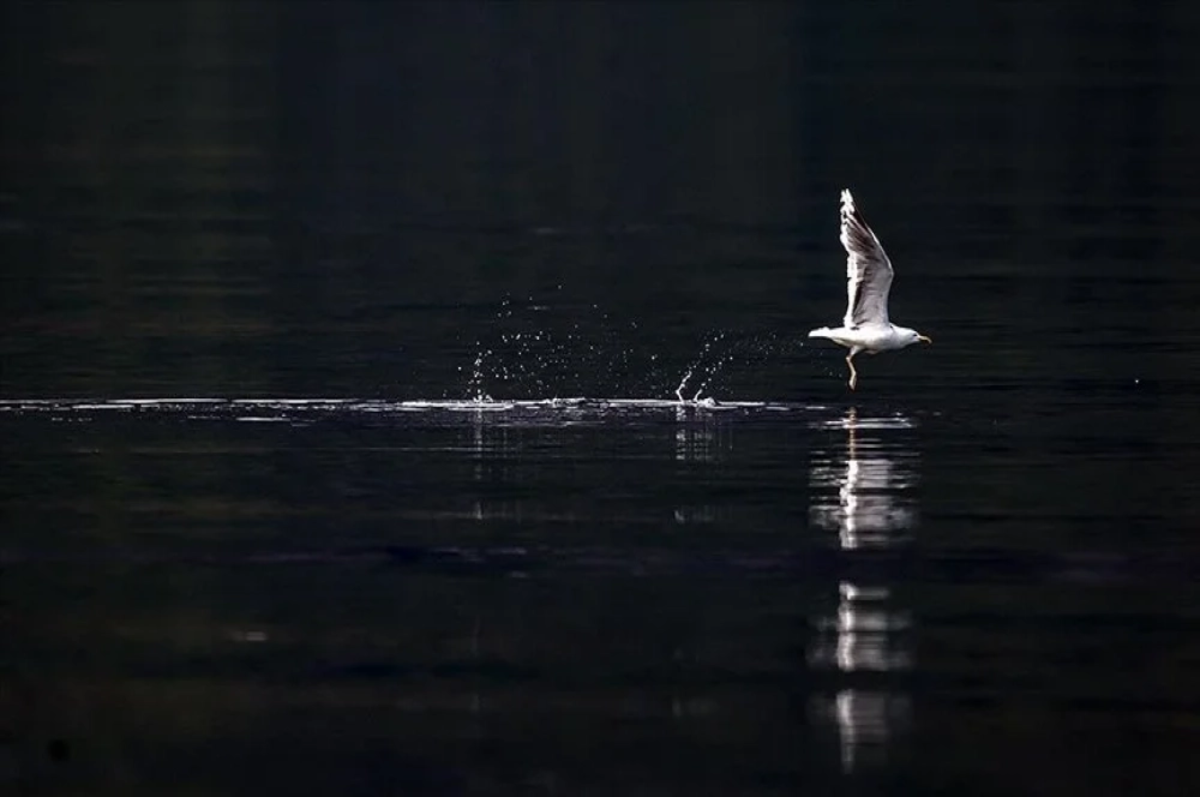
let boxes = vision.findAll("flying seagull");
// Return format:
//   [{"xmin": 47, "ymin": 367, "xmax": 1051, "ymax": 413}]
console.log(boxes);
[{"xmin": 808, "ymin": 189, "xmax": 932, "ymax": 390}]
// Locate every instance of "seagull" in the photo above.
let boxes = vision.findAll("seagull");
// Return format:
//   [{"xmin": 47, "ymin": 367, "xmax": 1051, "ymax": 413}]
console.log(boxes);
[{"xmin": 808, "ymin": 189, "xmax": 932, "ymax": 390}]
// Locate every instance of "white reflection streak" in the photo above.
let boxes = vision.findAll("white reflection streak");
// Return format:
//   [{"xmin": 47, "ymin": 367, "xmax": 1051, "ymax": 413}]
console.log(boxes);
[
  {"xmin": 467, "ymin": 408, "xmax": 518, "ymax": 521},
  {"xmin": 673, "ymin": 405, "xmax": 720, "ymax": 463},
  {"xmin": 672, "ymin": 406, "xmax": 728, "ymax": 524},
  {"xmin": 834, "ymin": 690, "xmax": 912, "ymax": 773},
  {"xmin": 807, "ymin": 407, "xmax": 916, "ymax": 773},
  {"xmin": 811, "ymin": 409, "xmax": 916, "ymax": 549},
  {"xmin": 472, "ymin": 407, "xmax": 485, "ymax": 520}
]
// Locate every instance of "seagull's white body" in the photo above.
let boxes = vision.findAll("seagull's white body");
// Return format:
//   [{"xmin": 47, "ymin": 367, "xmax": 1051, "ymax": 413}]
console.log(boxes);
[{"xmin": 808, "ymin": 189, "xmax": 931, "ymax": 390}]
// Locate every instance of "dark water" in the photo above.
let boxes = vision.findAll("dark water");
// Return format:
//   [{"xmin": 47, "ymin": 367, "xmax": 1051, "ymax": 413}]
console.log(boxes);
[
  {"xmin": 4, "ymin": 389, "xmax": 1199, "ymax": 794},
  {"xmin": 5, "ymin": 2, "xmax": 1200, "ymax": 795}
]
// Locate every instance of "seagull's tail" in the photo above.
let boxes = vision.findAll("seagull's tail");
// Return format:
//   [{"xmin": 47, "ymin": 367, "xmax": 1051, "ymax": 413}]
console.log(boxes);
[{"xmin": 808, "ymin": 327, "xmax": 835, "ymax": 340}]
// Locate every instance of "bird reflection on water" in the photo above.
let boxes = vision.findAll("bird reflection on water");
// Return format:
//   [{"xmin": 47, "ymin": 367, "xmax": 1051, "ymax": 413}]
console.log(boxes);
[{"xmin": 808, "ymin": 407, "xmax": 916, "ymax": 773}]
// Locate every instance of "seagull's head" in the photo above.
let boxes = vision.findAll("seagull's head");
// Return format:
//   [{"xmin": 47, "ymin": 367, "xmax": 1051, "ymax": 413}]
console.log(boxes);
[{"xmin": 898, "ymin": 327, "xmax": 933, "ymax": 347}]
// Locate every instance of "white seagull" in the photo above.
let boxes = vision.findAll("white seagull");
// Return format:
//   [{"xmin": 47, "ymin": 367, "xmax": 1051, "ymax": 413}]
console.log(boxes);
[{"xmin": 808, "ymin": 189, "xmax": 932, "ymax": 390}]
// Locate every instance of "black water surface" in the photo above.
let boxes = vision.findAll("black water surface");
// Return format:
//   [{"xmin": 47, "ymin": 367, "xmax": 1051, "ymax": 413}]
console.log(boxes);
[{"xmin": 3, "ymin": 2, "xmax": 1200, "ymax": 795}]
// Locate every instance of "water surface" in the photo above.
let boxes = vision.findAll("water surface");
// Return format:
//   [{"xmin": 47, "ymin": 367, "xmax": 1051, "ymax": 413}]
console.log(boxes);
[
  {"xmin": 4, "ymin": 2, "xmax": 1200, "ymax": 793},
  {"xmin": 3, "ymin": 390, "xmax": 1198, "ymax": 794}
]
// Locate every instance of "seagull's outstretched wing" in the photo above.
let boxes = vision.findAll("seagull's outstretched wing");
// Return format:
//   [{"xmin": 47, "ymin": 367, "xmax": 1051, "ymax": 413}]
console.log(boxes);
[{"xmin": 840, "ymin": 189, "xmax": 894, "ymax": 328}]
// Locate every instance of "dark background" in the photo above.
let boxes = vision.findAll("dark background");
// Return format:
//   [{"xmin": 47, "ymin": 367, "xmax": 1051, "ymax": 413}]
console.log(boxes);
[
  {"xmin": 3, "ymin": 0, "xmax": 1199, "ymax": 399},
  {"xmin": 4, "ymin": 2, "xmax": 1200, "ymax": 795}
]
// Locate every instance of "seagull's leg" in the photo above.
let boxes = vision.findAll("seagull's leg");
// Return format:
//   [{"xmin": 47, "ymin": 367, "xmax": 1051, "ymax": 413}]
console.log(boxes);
[{"xmin": 846, "ymin": 349, "xmax": 860, "ymax": 391}]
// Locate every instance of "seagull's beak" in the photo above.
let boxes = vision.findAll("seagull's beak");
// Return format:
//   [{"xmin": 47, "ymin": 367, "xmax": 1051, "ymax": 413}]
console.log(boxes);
[{"xmin": 917, "ymin": 334, "xmax": 933, "ymax": 344}]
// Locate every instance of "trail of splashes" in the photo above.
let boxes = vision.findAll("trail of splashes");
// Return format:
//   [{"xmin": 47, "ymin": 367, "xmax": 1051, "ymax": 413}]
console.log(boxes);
[
  {"xmin": 463, "ymin": 297, "xmax": 645, "ymax": 400},
  {"xmin": 462, "ymin": 345, "xmax": 494, "ymax": 402},
  {"xmin": 692, "ymin": 350, "xmax": 735, "ymax": 401},
  {"xmin": 464, "ymin": 294, "xmax": 795, "ymax": 401},
  {"xmin": 675, "ymin": 330, "xmax": 789, "ymax": 403},
  {"xmin": 676, "ymin": 331, "xmax": 726, "ymax": 402}
]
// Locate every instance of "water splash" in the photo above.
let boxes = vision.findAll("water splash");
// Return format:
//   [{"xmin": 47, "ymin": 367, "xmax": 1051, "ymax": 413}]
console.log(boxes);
[
  {"xmin": 463, "ymin": 295, "xmax": 795, "ymax": 402},
  {"xmin": 675, "ymin": 331, "xmax": 724, "ymax": 402},
  {"xmin": 464, "ymin": 297, "xmax": 665, "ymax": 400},
  {"xmin": 675, "ymin": 330, "xmax": 786, "ymax": 403}
]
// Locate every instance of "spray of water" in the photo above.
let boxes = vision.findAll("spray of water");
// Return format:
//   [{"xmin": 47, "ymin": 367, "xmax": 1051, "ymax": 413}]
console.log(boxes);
[
  {"xmin": 675, "ymin": 331, "xmax": 726, "ymax": 402},
  {"xmin": 675, "ymin": 330, "xmax": 790, "ymax": 403},
  {"xmin": 464, "ymin": 347, "xmax": 494, "ymax": 402},
  {"xmin": 464, "ymin": 297, "xmax": 795, "ymax": 402}
]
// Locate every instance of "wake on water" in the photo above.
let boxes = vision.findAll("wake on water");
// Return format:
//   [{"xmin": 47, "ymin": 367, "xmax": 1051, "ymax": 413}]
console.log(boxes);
[
  {"xmin": 462, "ymin": 298, "xmax": 799, "ymax": 405},
  {"xmin": 2, "ymin": 299, "xmax": 831, "ymax": 418}
]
